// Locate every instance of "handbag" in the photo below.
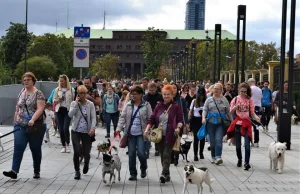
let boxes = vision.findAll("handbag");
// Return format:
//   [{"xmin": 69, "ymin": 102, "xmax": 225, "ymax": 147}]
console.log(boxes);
[
  {"xmin": 78, "ymin": 103, "xmax": 96, "ymax": 142},
  {"xmin": 150, "ymin": 104, "xmax": 172, "ymax": 143},
  {"xmin": 197, "ymin": 124, "xmax": 207, "ymax": 140},
  {"xmin": 119, "ymin": 105, "xmax": 142, "ymax": 148},
  {"xmin": 24, "ymin": 91, "xmax": 45, "ymax": 136},
  {"xmin": 172, "ymin": 135, "xmax": 181, "ymax": 151},
  {"xmin": 213, "ymin": 98, "xmax": 230, "ymax": 136}
]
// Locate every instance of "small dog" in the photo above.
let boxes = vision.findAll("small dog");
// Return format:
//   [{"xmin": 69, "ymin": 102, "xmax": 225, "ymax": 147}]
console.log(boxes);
[
  {"xmin": 291, "ymin": 114, "xmax": 298, "ymax": 125},
  {"xmin": 0, "ymin": 133, "xmax": 3, "ymax": 152},
  {"xmin": 268, "ymin": 142, "xmax": 287, "ymax": 174},
  {"xmin": 97, "ymin": 139, "xmax": 111, "ymax": 159},
  {"xmin": 102, "ymin": 146, "xmax": 121, "ymax": 185},
  {"xmin": 179, "ymin": 135, "xmax": 193, "ymax": 162},
  {"xmin": 182, "ymin": 165, "xmax": 214, "ymax": 194}
]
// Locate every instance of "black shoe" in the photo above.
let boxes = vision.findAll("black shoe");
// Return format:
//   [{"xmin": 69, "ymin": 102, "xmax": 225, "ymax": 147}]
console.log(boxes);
[
  {"xmin": 83, "ymin": 163, "xmax": 89, "ymax": 174},
  {"xmin": 74, "ymin": 171, "xmax": 81, "ymax": 180},
  {"xmin": 141, "ymin": 171, "xmax": 147, "ymax": 178},
  {"xmin": 165, "ymin": 175, "xmax": 171, "ymax": 182},
  {"xmin": 244, "ymin": 163, "xmax": 251, "ymax": 171},
  {"xmin": 174, "ymin": 160, "xmax": 178, "ymax": 166},
  {"xmin": 194, "ymin": 155, "xmax": 199, "ymax": 161},
  {"xmin": 3, "ymin": 170, "xmax": 17, "ymax": 179},
  {"xmin": 128, "ymin": 175, "xmax": 137, "ymax": 181},
  {"xmin": 207, "ymin": 146, "xmax": 211, "ymax": 151},
  {"xmin": 160, "ymin": 175, "xmax": 166, "ymax": 184},
  {"xmin": 33, "ymin": 172, "xmax": 40, "ymax": 179},
  {"xmin": 200, "ymin": 154, "xmax": 204, "ymax": 159},
  {"xmin": 237, "ymin": 160, "xmax": 242, "ymax": 167},
  {"xmin": 155, "ymin": 151, "xmax": 159, "ymax": 156},
  {"xmin": 105, "ymin": 134, "xmax": 110, "ymax": 138}
]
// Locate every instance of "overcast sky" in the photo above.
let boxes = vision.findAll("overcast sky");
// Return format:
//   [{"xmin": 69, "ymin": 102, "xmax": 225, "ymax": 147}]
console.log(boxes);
[{"xmin": 0, "ymin": 0, "xmax": 299, "ymax": 54}]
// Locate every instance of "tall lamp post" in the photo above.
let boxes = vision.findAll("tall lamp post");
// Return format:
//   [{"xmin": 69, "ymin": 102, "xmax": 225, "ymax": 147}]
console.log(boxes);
[
  {"xmin": 192, "ymin": 42, "xmax": 196, "ymax": 80},
  {"xmin": 205, "ymin": 30, "xmax": 210, "ymax": 81},
  {"xmin": 176, "ymin": 52, "xmax": 179, "ymax": 81},
  {"xmin": 185, "ymin": 46, "xmax": 189, "ymax": 81},
  {"xmin": 214, "ymin": 24, "xmax": 222, "ymax": 83},
  {"xmin": 24, "ymin": 0, "xmax": 28, "ymax": 73},
  {"xmin": 172, "ymin": 54, "xmax": 175, "ymax": 81},
  {"xmin": 180, "ymin": 50, "xmax": 184, "ymax": 81}
]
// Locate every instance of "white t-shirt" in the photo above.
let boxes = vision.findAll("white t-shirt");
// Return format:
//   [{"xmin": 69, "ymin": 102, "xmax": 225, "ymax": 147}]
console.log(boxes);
[
  {"xmin": 251, "ymin": 86, "xmax": 262, "ymax": 107},
  {"xmin": 130, "ymin": 106, "xmax": 142, "ymax": 136},
  {"xmin": 60, "ymin": 88, "xmax": 67, "ymax": 107},
  {"xmin": 45, "ymin": 109, "xmax": 55, "ymax": 128},
  {"xmin": 189, "ymin": 99, "xmax": 203, "ymax": 117}
]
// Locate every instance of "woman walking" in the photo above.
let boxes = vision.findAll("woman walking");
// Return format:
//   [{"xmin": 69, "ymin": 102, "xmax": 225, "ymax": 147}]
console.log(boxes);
[
  {"xmin": 116, "ymin": 86, "xmax": 152, "ymax": 180},
  {"xmin": 3, "ymin": 72, "xmax": 46, "ymax": 179},
  {"xmin": 68, "ymin": 85, "xmax": 96, "ymax": 179},
  {"xmin": 227, "ymin": 82, "xmax": 260, "ymax": 170},
  {"xmin": 144, "ymin": 84, "xmax": 183, "ymax": 183},
  {"xmin": 54, "ymin": 75, "xmax": 75, "ymax": 153},
  {"xmin": 202, "ymin": 83, "xmax": 232, "ymax": 165},
  {"xmin": 189, "ymin": 86, "xmax": 206, "ymax": 161}
]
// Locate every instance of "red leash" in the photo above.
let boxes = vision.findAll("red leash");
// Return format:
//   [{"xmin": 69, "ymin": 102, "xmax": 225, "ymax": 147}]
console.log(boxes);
[{"xmin": 108, "ymin": 133, "xmax": 121, "ymax": 152}]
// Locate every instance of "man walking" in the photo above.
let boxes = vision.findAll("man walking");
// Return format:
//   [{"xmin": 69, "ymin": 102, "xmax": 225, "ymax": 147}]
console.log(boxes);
[{"xmin": 261, "ymin": 81, "xmax": 272, "ymax": 131}]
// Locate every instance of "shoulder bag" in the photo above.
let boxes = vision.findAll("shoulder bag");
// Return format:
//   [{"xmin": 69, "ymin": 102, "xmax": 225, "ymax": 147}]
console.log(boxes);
[
  {"xmin": 119, "ymin": 105, "xmax": 141, "ymax": 148},
  {"xmin": 150, "ymin": 104, "xmax": 172, "ymax": 144},
  {"xmin": 213, "ymin": 98, "xmax": 230, "ymax": 136},
  {"xmin": 24, "ymin": 90, "xmax": 45, "ymax": 136}
]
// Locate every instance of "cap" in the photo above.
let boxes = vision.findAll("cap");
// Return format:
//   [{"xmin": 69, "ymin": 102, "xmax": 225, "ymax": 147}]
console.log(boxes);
[{"xmin": 248, "ymin": 78, "xmax": 256, "ymax": 83}]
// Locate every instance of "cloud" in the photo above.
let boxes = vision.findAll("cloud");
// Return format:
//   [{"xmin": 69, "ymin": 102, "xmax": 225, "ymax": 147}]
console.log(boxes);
[{"xmin": 0, "ymin": 0, "xmax": 299, "ymax": 54}]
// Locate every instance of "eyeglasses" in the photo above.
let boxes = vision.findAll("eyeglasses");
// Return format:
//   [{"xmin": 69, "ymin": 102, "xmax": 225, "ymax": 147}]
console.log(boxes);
[{"xmin": 23, "ymin": 79, "xmax": 32, "ymax": 82}]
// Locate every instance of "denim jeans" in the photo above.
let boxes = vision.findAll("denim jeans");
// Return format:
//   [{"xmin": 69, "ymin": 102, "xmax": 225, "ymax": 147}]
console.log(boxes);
[
  {"xmin": 104, "ymin": 112, "xmax": 119, "ymax": 135},
  {"xmin": 144, "ymin": 140, "xmax": 150, "ymax": 158},
  {"xmin": 206, "ymin": 122, "xmax": 223, "ymax": 160},
  {"xmin": 128, "ymin": 135, "xmax": 147, "ymax": 176},
  {"xmin": 71, "ymin": 131, "xmax": 92, "ymax": 171},
  {"xmin": 12, "ymin": 124, "xmax": 46, "ymax": 173},
  {"xmin": 235, "ymin": 125, "xmax": 251, "ymax": 164},
  {"xmin": 56, "ymin": 107, "xmax": 71, "ymax": 146}
]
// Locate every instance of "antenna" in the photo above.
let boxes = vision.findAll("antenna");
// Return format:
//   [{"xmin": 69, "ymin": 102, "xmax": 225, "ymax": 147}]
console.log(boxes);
[{"xmin": 67, "ymin": 1, "xmax": 70, "ymax": 29}]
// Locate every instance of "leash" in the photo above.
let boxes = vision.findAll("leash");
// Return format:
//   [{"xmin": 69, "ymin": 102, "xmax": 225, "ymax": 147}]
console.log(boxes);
[
  {"xmin": 246, "ymin": 117, "xmax": 277, "ymax": 142},
  {"xmin": 0, "ymin": 128, "xmax": 21, "ymax": 139},
  {"xmin": 108, "ymin": 135, "xmax": 120, "ymax": 152},
  {"xmin": 0, "ymin": 115, "xmax": 13, "ymax": 125}
]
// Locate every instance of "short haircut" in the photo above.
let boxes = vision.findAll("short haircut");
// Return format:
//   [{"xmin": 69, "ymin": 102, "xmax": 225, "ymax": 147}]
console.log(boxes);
[
  {"xmin": 148, "ymin": 82, "xmax": 157, "ymax": 88},
  {"xmin": 162, "ymin": 84, "xmax": 174, "ymax": 95},
  {"xmin": 77, "ymin": 85, "xmax": 88, "ymax": 93},
  {"xmin": 154, "ymin": 78, "xmax": 161, "ymax": 83},
  {"xmin": 45, "ymin": 102, "xmax": 52, "ymax": 108},
  {"xmin": 190, "ymin": 84, "xmax": 196, "ymax": 89},
  {"xmin": 130, "ymin": 85, "xmax": 144, "ymax": 94},
  {"xmin": 77, "ymin": 80, "xmax": 83, "ymax": 85},
  {"xmin": 22, "ymin": 72, "xmax": 37, "ymax": 84},
  {"xmin": 84, "ymin": 77, "xmax": 91, "ymax": 82},
  {"xmin": 141, "ymin": 77, "xmax": 150, "ymax": 82}
]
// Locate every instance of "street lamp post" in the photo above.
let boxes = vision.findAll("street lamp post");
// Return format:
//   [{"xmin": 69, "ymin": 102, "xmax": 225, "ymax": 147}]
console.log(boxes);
[
  {"xmin": 24, "ymin": 0, "xmax": 28, "ymax": 73},
  {"xmin": 192, "ymin": 42, "xmax": 196, "ymax": 80},
  {"xmin": 180, "ymin": 50, "xmax": 184, "ymax": 81},
  {"xmin": 214, "ymin": 24, "xmax": 222, "ymax": 83},
  {"xmin": 185, "ymin": 46, "xmax": 189, "ymax": 81}
]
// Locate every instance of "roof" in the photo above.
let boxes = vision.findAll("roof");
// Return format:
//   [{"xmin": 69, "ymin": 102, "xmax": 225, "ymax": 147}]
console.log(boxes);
[{"xmin": 55, "ymin": 29, "xmax": 236, "ymax": 40}]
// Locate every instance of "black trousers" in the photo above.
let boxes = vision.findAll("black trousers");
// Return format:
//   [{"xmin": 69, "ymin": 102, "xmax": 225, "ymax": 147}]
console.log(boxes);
[
  {"xmin": 71, "ymin": 131, "xmax": 92, "ymax": 171},
  {"xmin": 191, "ymin": 117, "xmax": 205, "ymax": 156},
  {"xmin": 57, "ymin": 107, "xmax": 71, "ymax": 146},
  {"xmin": 253, "ymin": 106, "xmax": 262, "ymax": 143},
  {"xmin": 261, "ymin": 106, "xmax": 272, "ymax": 127}
]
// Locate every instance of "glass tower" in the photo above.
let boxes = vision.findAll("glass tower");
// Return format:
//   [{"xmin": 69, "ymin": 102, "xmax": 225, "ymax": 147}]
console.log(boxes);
[{"xmin": 185, "ymin": 0, "xmax": 206, "ymax": 30}]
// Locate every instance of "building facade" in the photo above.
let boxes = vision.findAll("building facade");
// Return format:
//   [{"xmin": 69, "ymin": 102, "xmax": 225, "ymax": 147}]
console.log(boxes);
[
  {"xmin": 185, "ymin": 0, "xmax": 206, "ymax": 30},
  {"xmin": 56, "ymin": 29, "xmax": 235, "ymax": 79}
]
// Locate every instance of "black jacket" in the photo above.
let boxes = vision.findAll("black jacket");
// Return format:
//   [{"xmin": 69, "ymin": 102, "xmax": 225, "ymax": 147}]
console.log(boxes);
[{"xmin": 143, "ymin": 92, "xmax": 163, "ymax": 111}]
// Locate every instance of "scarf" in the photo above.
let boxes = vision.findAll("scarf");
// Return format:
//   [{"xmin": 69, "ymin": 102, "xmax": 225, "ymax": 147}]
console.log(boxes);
[{"xmin": 106, "ymin": 94, "xmax": 114, "ymax": 104}]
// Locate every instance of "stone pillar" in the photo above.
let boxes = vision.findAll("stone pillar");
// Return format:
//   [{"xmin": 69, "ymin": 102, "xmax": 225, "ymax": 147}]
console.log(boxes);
[
  {"xmin": 238, "ymin": 71, "xmax": 242, "ymax": 83},
  {"xmin": 224, "ymin": 71, "xmax": 228, "ymax": 83},
  {"xmin": 245, "ymin": 70, "xmax": 251, "ymax": 81},
  {"xmin": 267, "ymin": 61, "xmax": 280, "ymax": 90}
]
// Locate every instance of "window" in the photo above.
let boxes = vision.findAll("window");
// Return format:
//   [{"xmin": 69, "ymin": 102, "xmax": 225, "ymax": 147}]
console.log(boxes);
[
  {"xmin": 136, "ymin": 54, "xmax": 139, "ymax": 59},
  {"xmin": 117, "ymin": 45, "xmax": 123, "ymax": 50},
  {"xmin": 119, "ymin": 36, "xmax": 123, "ymax": 39},
  {"xmin": 135, "ymin": 45, "xmax": 141, "ymax": 50},
  {"xmin": 126, "ymin": 45, "xmax": 131, "ymax": 50},
  {"xmin": 106, "ymin": 45, "xmax": 111, "ymax": 49},
  {"xmin": 126, "ymin": 54, "xmax": 130, "ymax": 58}
]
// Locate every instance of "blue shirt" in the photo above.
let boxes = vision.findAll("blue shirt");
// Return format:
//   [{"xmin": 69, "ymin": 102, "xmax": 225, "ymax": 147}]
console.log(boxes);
[
  {"xmin": 106, "ymin": 102, "xmax": 116, "ymax": 113},
  {"xmin": 262, "ymin": 88, "xmax": 272, "ymax": 106}
]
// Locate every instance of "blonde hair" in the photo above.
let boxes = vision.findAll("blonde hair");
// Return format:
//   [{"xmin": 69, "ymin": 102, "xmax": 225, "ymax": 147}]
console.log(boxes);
[
  {"xmin": 208, "ymin": 85, "xmax": 214, "ymax": 95},
  {"xmin": 58, "ymin": 74, "xmax": 71, "ymax": 90},
  {"xmin": 214, "ymin": 83, "xmax": 223, "ymax": 91},
  {"xmin": 77, "ymin": 85, "xmax": 88, "ymax": 93}
]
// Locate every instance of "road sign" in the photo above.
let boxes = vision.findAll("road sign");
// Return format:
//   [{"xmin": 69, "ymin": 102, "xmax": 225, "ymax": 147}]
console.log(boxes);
[
  {"xmin": 74, "ymin": 38, "xmax": 90, "ymax": 47},
  {"xmin": 74, "ymin": 26, "xmax": 90, "ymax": 38},
  {"xmin": 73, "ymin": 48, "xmax": 89, "ymax": 67}
]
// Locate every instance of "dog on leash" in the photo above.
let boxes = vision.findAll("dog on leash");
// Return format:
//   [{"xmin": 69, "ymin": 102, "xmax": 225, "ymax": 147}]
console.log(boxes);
[
  {"xmin": 102, "ymin": 146, "xmax": 121, "ymax": 185},
  {"xmin": 96, "ymin": 139, "xmax": 111, "ymax": 159},
  {"xmin": 182, "ymin": 165, "xmax": 214, "ymax": 194},
  {"xmin": 268, "ymin": 142, "xmax": 287, "ymax": 174},
  {"xmin": 179, "ymin": 135, "xmax": 193, "ymax": 162},
  {"xmin": 0, "ymin": 133, "xmax": 3, "ymax": 152},
  {"xmin": 291, "ymin": 114, "xmax": 298, "ymax": 125}
]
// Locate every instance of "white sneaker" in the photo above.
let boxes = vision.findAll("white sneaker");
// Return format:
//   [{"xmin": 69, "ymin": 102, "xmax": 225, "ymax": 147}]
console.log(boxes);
[
  {"xmin": 254, "ymin": 143, "xmax": 259, "ymax": 147},
  {"xmin": 215, "ymin": 158, "xmax": 223, "ymax": 165},
  {"xmin": 211, "ymin": 158, "xmax": 216, "ymax": 163},
  {"xmin": 56, "ymin": 133, "xmax": 60, "ymax": 138},
  {"xmin": 66, "ymin": 146, "xmax": 71, "ymax": 153},
  {"xmin": 61, "ymin": 147, "xmax": 66, "ymax": 153}
]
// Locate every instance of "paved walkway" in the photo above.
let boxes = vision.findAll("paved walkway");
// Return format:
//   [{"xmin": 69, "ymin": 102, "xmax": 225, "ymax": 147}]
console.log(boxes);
[{"xmin": 0, "ymin": 120, "xmax": 299, "ymax": 194}]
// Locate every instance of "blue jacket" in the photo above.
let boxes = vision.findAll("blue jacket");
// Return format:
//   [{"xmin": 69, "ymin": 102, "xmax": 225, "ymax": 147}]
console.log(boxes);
[
  {"xmin": 102, "ymin": 93, "xmax": 120, "ymax": 113},
  {"xmin": 262, "ymin": 88, "xmax": 272, "ymax": 106},
  {"xmin": 174, "ymin": 95, "xmax": 189, "ymax": 124},
  {"xmin": 47, "ymin": 88, "xmax": 56, "ymax": 103}
]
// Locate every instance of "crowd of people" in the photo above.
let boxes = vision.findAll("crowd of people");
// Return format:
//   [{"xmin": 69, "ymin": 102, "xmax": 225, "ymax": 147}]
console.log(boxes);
[{"xmin": 2, "ymin": 72, "xmax": 298, "ymax": 183}]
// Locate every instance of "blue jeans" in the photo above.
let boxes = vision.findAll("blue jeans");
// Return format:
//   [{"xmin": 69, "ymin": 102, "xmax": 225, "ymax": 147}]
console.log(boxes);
[
  {"xmin": 12, "ymin": 124, "xmax": 46, "ymax": 173},
  {"xmin": 104, "ymin": 112, "xmax": 119, "ymax": 135},
  {"xmin": 206, "ymin": 122, "xmax": 223, "ymax": 160},
  {"xmin": 144, "ymin": 140, "xmax": 150, "ymax": 158},
  {"xmin": 128, "ymin": 135, "xmax": 147, "ymax": 176},
  {"xmin": 235, "ymin": 125, "xmax": 251, "ymax": 164}
]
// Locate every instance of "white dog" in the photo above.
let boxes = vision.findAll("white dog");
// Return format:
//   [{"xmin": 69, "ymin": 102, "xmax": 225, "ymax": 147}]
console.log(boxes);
[
  {"xmin": 182, "ymin": 165, "xmax": 214, "ymax": 194},
  {"xmin": 268, "ymin": 142, "xmax": 287, "ymax": 174},
  {"xmin": 0, "ymin": 133, "xmax": 3, "ymax": 152}
]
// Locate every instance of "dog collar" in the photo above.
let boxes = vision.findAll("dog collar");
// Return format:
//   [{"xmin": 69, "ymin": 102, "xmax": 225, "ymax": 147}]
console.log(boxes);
[{"xmin": 189, "ymin": 179, "xmax": 193, "ymax": 183}]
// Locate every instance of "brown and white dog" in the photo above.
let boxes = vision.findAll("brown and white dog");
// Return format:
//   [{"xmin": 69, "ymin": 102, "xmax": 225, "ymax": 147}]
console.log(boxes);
[
  {"xmin": 291, "ymin": 114, "xmax": 298, "ymax": 125},
  {"xmin": 182, "ymin": 165, "xmax": 214, "ymax": 194}
]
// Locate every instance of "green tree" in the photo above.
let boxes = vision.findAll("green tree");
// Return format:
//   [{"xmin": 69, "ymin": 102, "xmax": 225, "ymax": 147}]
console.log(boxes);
[
  {"xmin": 141, "ymin": 27, "xmax": 173, "ymax": 78},
  {"xmin": 257, "ymin": 42, "xmax": 279, "ymax": 69},
  {"xmin": 27, "ymin": 33, "xmax": 74, "ymax": 77},
  {"xmin": 89, "ymin": 53, "xmax": 120, "ymax": 80},
  {"xmin": 15, "ymin": 56, "xmax": 57, "ymax": 80},
  {"xmin": 0, "ymin": 22, "xmax": 33, "ymax": 70}
]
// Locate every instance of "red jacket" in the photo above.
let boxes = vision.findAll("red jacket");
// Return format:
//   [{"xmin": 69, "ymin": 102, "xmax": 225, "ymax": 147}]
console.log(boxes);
[{"xmin": 227, "ymin": 116, "xmax": 253, "ymax": 141}]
